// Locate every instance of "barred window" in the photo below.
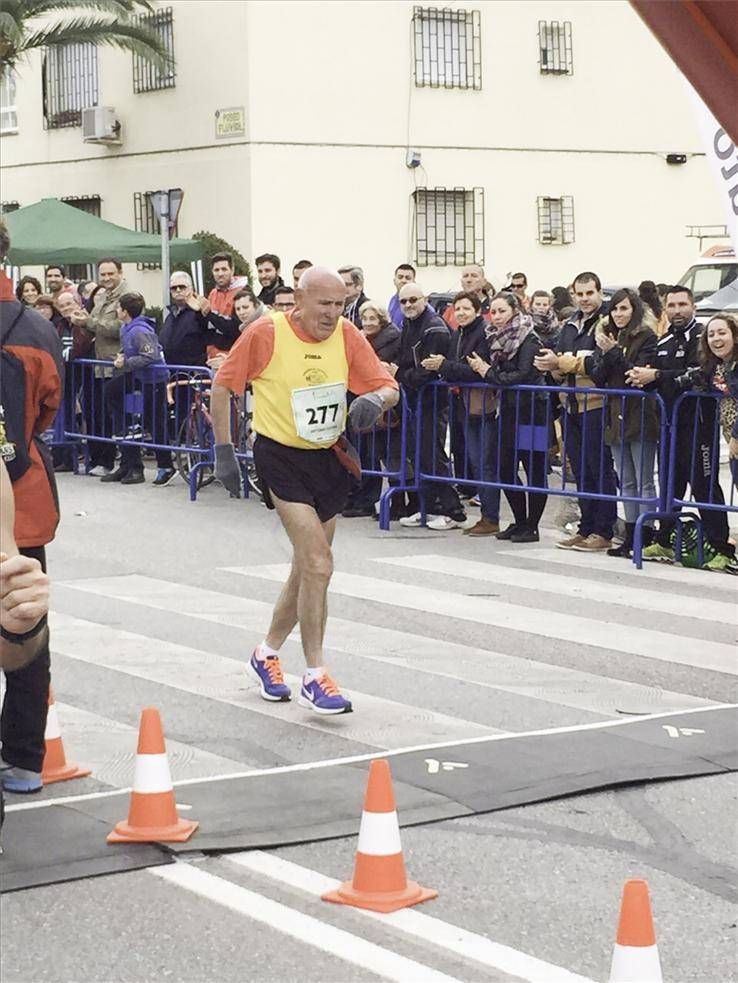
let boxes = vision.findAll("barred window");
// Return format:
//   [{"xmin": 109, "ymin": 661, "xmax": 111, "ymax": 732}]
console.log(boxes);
[
  {"xmin": 61, "ymin": 195, "xmax": 102, "ymax": 279},
  {"xmin": 538, "ymin": 21, "xmax": 573, "ymax": 75},
  {"xmin": 413, "ymin": 187, "xmax": 484, "ymax": 266},
  {"xmin": 0, "ymin": 201, "xmax": 19, "ymax": 214},
  {"xmin": 413, "ymin": 7, "xmax": 482, "ymax": 89},
  {"xmin": 42, "ymin": 43, "xmax": 98, "ymax": 128},
  {"xmin": 537, "ymin": 196, "xmax": 574, "ymax": 245},
  {"xmin": 1, "ymin": 68, "xmax": 18, "ymax": 133},
  {"xmin": 133, "ymin": 6, "xmax": 176, "ymax": 93},
  {"xmin": 133, "ymin": 191, "xmax": 179, "ymax": 270}
]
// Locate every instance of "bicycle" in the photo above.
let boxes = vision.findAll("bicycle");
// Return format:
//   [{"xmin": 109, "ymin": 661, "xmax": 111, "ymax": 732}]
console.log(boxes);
[{"xmin": 168, "ymin": 376, "xmax": 261, "ymax": 496}]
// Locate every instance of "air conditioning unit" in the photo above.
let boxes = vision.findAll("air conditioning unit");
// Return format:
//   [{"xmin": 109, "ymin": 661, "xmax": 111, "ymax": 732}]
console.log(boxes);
[{"xmin": 82, "ymin": 106, "xmax": 122, "ymax": 145}]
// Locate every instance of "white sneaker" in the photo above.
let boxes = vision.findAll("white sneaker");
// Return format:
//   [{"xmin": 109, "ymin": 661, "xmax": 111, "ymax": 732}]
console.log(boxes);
[
  {"xmin": 399, "ymin": 512, "xmax": 424, "ymax": 527},
  {"xmin": 427, "ymin": 515, "xmax": 464, "ymax": 530},
  {"xmin": 87, "ymin": 465, "xmax": 113, "ymax": 477}
]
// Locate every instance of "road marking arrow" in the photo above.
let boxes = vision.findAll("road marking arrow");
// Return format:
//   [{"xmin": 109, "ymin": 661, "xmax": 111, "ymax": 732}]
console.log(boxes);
[
  {"xmin": 662, "ymin": 725, "xmax": 706, "ymax": 738},
  {"xmin": 425, "ymin": 758, "xmax": 469, "ymax": 774}
]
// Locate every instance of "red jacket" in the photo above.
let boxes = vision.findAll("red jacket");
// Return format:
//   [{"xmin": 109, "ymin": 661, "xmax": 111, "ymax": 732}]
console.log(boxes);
[{"xmin": 1, "ymin": 272, "xmax": 63, "ymax": 547}]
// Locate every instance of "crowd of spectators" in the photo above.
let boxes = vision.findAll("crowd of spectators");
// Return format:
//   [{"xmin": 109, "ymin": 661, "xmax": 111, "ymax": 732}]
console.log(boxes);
[{"xmin": 10, "ymin": 250, "xmax": 738, "ymax": 572}]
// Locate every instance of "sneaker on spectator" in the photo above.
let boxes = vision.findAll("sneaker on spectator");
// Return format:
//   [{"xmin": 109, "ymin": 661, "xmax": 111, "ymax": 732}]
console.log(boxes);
[
  {"xmin": 153, "ymin": 468, "xmax": 177, "ymax": 486},
  {"xmin": 298, "ymin": 673, "xmax": 352, "ymax": 715},
  {"xmin": 399, "ymin": 512, "xmax": 427, "ymax": 528},
  {"xmin": 112, "ymin": 424, "xmax": 151, "ymax": 442},
  {"xmin": 703, "ymin": 552, "xmax": 735, "ymax": 574},
  {"xmin": 88, "ymin": 465, "xmax": 113, "ymax": 478},
  {"xmin": 556, "ymin": 533, "xmax": 587, "ymax": 550},
  {"xmin": 464, "ymin": 518, "xmax": 499, "ymax": 536},
  {"xmin": 248, "ymin": 651, "xmax": 291, "ymax": 702},
  {"xmin": 572, "ymin": 534, "xmax": 612, "ymax": 552},
  {"xmin": 0, "ymin": 762, "xmax": 42, "ymax": 794},
  {"xmin": 120, "ymin": 469, "xmax": 145, "ymax": 485},
  {"xmin": 427, "ymin": 515, "xmax": 465, "ymax": 531},
  {"xmin": 642, "ymin": 542, "xmax": 675, "ymax": 563}
]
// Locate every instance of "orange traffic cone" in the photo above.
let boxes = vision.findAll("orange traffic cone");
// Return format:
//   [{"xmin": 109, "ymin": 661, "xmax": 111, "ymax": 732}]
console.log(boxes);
[
  {"xmin": 322, "ymin": 759, "xmax": 437, "ymax": 913},
  {"xmin": 610, "ymin": 879, "xmax": 663, "ymax": 982},
  {"xmin": 41, "ymin": 688, "xmax": 91, "ymax": 785},
  {"xmin": 107, "ymin": 707, "xmax": 198, "ymax": 844}
]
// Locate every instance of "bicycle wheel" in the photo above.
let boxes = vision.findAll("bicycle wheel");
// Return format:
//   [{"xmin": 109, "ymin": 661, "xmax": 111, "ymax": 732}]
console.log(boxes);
[
  {"xmin": 175, "ymin": 410, "xmax": 213, "ymax": 490},
  {"xmin": 235, "ymin": 403, "xmax": 262, "ymax": 498}
]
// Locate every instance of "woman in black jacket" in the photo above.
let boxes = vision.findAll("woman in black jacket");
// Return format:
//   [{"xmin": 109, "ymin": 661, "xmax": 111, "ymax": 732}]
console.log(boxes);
[
  {"xmin": 468, "ymin": 292, "xmax": 548, "ymax": 543},
  {"xmin": 590, "ymin": 288, "xmax": 659, "ymax": 558},
  {"xmin": 424, "ymin": 291, "xmax": 500, "ymax": 535}
]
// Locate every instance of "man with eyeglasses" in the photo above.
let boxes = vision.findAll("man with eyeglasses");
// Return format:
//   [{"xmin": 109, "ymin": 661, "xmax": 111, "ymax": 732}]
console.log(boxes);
[
  {"xmin": 272, "ymin": 285, "xmax": 295, "ymax": 311},
  {"xmin": 394, "ymin": 282, "xmax": 467, "ymax": 530}
]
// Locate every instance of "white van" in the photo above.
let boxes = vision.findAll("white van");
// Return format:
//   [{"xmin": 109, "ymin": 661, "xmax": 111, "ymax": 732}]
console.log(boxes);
[{"xmin": 678, "ymin": 247, "xmax": 737, "ymax": 302}]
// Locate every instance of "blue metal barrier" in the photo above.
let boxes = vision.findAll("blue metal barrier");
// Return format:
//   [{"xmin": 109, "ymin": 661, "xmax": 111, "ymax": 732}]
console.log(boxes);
[
  {"xmin": 52, "ymin": 364, "xmax": 734, "ymax": 571},
  {"xmin": 406, "ymin": 381, "xmax": 669, "ymax": 560},
  {"xmin": 350, "ymin": 395, "xmax": 410, "ymax": 530}
]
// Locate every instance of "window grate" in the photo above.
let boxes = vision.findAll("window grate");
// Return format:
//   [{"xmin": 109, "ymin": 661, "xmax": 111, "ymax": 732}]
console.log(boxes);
[
  {"xmin": 0, "ymin": 201, "xmax": 19, "ymax": 214},
  {"xmin": 133, "ymin": 191, "xmax": 179, "ymax": 269},
  {"xmin": 42, "ymin": 43, "xmax": 98, "ymax": 128},
  {"xmin": 537, "ymin": 196, "xmax": 575, "ymax": 245},
  {"xmin": 133, "ymin": 7, "xmax": 176, "ymax": 93},
  {"xmin": 413, "ymin": 7, "xmax": 481, "ymax": 89},
  {"xmin": 413, "ymin": 187, "xmax": 484, "ymax": 266},
  {"xmin": 1, "ymin": 68, "xmax": 18, "ymax": 133},
  {"xmin": 538, "ymin": 21, "xmax": 573, "ymax": 75},
  {"xmin": 61, "ymin": 195, "xmax": 101, "ymax": 279}
]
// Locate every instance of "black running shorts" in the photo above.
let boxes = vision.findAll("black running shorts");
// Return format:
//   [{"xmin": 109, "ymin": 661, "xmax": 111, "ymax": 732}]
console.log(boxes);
[{"xmin": 253, "ymin": 434, "xmax": 351, "ymax": 523}]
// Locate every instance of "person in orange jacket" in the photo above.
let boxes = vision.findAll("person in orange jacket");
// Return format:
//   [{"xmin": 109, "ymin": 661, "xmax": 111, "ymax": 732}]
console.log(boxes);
[{"xmin": 0, "ymin": 221, "xmax": 63, "ymax": 794}]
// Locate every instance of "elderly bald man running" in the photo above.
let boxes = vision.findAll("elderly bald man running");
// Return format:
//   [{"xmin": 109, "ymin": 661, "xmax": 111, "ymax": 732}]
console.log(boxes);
[{"xmin": 211, "ymin": 266, "xmax": 399, "ymax": 714}]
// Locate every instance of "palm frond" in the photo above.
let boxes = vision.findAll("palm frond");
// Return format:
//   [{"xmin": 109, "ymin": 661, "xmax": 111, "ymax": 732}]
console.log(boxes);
[
  {"xmin": 22, "ymin": 15, "xmax": 171, "ymax": 71},
  {"xmin": 17, "ymin": 0, "xmax": 154, "ymax": 19}
]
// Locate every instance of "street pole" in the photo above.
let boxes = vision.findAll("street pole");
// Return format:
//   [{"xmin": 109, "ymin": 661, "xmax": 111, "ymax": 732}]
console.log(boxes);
[{"xmin": 159, "ymin": 199, "xmax": 170, "ymax": 310}]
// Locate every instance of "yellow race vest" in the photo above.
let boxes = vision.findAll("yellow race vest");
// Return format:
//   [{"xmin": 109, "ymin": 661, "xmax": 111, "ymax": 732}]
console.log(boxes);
[{"xmin": 252, "ymin": 312, "xmax": 349, "ymax": 450}]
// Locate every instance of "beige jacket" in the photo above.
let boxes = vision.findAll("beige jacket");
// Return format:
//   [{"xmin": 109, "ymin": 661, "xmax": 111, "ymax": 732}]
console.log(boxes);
[
  {"xmin": 87, "ymin": 278, "xmax": 128, "ymax": 376},
  {"xmin": 551, "ymin": 312, "xmax": 609, "ymax": 412}
]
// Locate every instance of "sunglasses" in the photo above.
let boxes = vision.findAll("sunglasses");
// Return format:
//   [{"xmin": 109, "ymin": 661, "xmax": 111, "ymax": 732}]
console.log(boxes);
[
  {"xmin": 170, "ymin": 284, "xmax": 189, "ymax": 291},
  {"xmin": 400, "ymin": 296, "xmax": 422, "ymax": 305}
]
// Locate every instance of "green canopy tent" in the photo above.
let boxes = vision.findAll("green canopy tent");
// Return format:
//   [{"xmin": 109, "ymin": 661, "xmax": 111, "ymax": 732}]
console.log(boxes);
[{"xmin": 4, "ymin": 198, "xmax": 202, "ymax": 266}]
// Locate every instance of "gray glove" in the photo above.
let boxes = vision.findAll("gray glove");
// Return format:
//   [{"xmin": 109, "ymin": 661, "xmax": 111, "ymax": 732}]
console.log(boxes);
[
  {"xmin": 214, "ymin": 443, "xmax": 241, "ymax": 497},
  {"xmin": 348, "ymin": 392, "xmax": 385, "ymax": 432}
]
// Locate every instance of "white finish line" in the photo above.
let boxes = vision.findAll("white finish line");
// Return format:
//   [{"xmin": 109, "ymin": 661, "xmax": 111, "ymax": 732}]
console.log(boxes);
[
  {"xmin": 8, "ymin": 702, "xmax": 733, "ymax": 813},
  {"xmin": 229, "ymin": 852, "xmax": 595, "ymax": 983},
  {"xmin": 150, "ymin": 862, "xmax": 461, "ymax": 983}
]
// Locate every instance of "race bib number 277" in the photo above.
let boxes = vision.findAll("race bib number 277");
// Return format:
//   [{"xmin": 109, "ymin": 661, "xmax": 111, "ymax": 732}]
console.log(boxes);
[{"xmin": 290, "ymin": 382, "xmax": 347, "ymax": 444}]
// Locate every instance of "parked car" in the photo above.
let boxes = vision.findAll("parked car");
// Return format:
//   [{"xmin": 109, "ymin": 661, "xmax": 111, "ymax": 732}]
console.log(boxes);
[{"xmin": 694, "ymin": 279, "xmax": 738, "ymax": 324}]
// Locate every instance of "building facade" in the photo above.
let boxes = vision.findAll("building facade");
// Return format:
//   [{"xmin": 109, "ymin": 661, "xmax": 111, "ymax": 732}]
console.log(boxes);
[{"xmin": 0, "ymin": 0, "xmax": 727, "ymax": 303}]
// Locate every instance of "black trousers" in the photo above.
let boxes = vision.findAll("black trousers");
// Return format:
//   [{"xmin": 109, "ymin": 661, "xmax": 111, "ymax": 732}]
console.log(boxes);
[
  {"xmin": 408, "ymin": 394, "xmax": 464, "ymax": 518},
  {"xmin": 81, "ymin": 371, "xmax": 116, "ymax": 469},
  {"xmin": 658, "ymin": 405, "xmax": 730, "ymax": 553},
  {"xmin": 499, "ymin": 432, "xmax": 548, "ymax": 531},
  {"xmin": 1, "ymin": 546, "xmax": 50, "ymax": 773}
]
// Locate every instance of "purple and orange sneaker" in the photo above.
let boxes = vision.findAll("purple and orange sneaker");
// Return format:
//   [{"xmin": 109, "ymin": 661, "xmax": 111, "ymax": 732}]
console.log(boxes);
[
  {"xmin": 248, "ymin": 651, "xmax": 291, "ymax": 702},
  {"xmin": 298, "ymin": 673, "xmax": 352, "ymax": 715}
]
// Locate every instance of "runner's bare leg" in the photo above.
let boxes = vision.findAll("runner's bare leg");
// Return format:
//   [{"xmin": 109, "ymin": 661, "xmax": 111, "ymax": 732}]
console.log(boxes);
[{"xmin": 266, "ymin": 493, "xmax": 336, "ymax": 667}]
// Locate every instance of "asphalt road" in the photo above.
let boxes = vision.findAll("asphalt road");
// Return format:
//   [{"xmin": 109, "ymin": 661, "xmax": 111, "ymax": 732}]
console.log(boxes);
[{"xmin": 1, "ymin": 469, "xmax": 736, "ymax": 983}]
